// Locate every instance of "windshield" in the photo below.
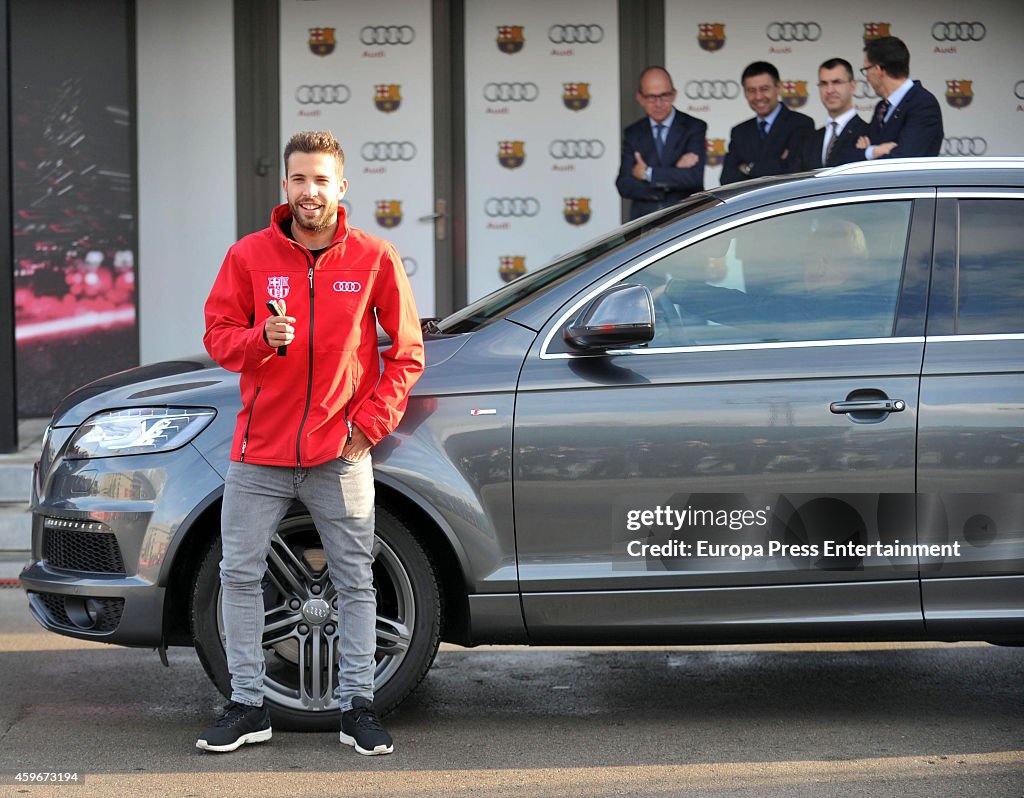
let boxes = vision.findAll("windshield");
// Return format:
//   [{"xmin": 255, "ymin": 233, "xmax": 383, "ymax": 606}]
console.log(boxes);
[{"xmin": 437, "ymin": 196, "xmax": 720, "ymax": 333}]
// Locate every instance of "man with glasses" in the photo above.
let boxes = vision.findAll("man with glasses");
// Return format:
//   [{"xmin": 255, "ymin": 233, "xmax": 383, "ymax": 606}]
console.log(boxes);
[
  {"xmin": 854, "ymin": 36, "xmax": 943, "ymax": 160},
  {"xmin": 616, "ymin": 66, "xmax": 706, "ymax": 220},
  {"xmin": 721, "ymin": 61, "xmax": 814, "ymax": 185},
  {"xmin": 794, "ymin": 58, "xmax": 869, "ymax": 170}
]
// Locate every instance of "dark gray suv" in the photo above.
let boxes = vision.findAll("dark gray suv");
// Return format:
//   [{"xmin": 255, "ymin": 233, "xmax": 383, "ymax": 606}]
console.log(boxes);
[{"xmin": 22, "ymin": 158, "xmax": 1024, "ymax": 730}]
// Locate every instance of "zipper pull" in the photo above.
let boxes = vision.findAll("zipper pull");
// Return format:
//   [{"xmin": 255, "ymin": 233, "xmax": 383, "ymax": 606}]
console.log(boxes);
[
  {"xmin": 346, "ymin": 420, "xmax": 353, "ymax": 444},
  {"xmin": 308, "ymin": 265, "xmax": 314, "ymax": 289}
]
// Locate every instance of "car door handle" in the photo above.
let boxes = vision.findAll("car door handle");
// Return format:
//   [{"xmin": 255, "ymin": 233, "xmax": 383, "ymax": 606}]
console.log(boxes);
[{"xmin": 829, "ymin": 399, "xmax": 906, "ymax": 414}]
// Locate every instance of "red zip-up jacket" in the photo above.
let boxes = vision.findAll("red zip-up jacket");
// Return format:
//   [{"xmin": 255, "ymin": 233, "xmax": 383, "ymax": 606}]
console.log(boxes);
[{"xmin": 203, "ymin": 204, "xmax": 424, "ymax": 467}]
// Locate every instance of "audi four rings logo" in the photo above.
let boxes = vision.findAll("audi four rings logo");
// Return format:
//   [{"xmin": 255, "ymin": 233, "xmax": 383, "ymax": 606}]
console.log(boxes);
[
  {"xmin": 359, "ymin": 25, "xmax": 415, "ymax": 45},
  {"xmin": 766, "ymin": 22, "xmax": 822, "ymax": 41},
  {"xmin": 483, "ymin": 82, "xmax": 539, "ymax": 102},
  {"xmin": 548, "ymin": 24, "xmax": 604, "ymax": 44},
  {"xmin": 333, "ymin": 281, "xmax": 362, "ymax": 293},
  {"xmin": 296, "ymin": 84, "xmax": 351, "ymax": 105},
  {"xmin": 684, "ymin": 80, "xmax": 741, "ymax": 100},
  {"xmin": 854, "ymin": 79, "xmax": 879, "ymax": 100},
  {"xmin": 361, "ymin": 141, "xmax": 417, "ymax": 161},
  {"xmin": 931, "ymin": 22, "xmax": 986, "ymax": 41},
  {"xmin": 942, "ymin": 137, "xmax": 987, "ymax": 156},
  {"xmin": 485, "ymin": 197, "xmax": 541, "ymax": 217},
  {"xmin": 549, "ymin": 139, "xmax": 606, "ymax": 159},
  {"xmin": 1016, "ymin": 81, "xmax": 1024, "ymax": 100}
]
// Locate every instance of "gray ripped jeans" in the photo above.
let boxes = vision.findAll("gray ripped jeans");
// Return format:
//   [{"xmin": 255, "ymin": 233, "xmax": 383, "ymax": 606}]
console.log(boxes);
[{"xmin": 218, "ymin": 455, "xmax": 375, "ymax": 711}]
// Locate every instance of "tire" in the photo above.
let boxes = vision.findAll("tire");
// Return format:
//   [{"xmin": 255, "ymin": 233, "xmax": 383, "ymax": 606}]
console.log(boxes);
[{"xmin": 191, "ymin": 505, "xmax": 442, "ymax": 731}]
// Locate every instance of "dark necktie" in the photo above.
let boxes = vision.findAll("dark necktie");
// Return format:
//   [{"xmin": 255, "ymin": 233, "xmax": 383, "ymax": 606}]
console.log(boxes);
[
  {"xmin": 824, "ymin": 121, "xmax": 839, "ymax": 164},
  {"xmin": 654, "ymin": 123, "xmax": 665, "ymax": 161},
  {"xmin": 873, "ymin": 99, "xmax": 891, "ymax": 128},
  {"xmin": 758, "ymin": 119, "xmax": 768, "ymax": 139}
]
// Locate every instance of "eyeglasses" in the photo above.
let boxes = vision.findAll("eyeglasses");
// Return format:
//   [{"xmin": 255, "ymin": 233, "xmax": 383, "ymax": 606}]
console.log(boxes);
[
  {"xmin": 859, "ymin": 64, "xmax": 876, "ymax": 76},
  {"xmin": 640, "ymin": 91, "xmax": 675, "ymax": 103}
]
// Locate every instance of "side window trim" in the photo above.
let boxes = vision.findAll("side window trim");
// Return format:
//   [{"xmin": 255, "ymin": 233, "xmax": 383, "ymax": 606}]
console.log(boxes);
[{"xmin": 540, "ymin": 190, "xmax": 936, "ymax": 360}]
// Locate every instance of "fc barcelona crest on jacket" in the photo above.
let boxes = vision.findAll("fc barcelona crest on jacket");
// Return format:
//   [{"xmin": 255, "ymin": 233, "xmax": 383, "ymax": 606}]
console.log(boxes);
[
  {"xmin": 706, "ymin": 138, "xmax": 727, "ymax": 167},
  {"xmin": 496, "ymin": 25, "xmax": 524, "ymax": 54},
  {"xmin": 863, "ymin": 22, "xmax": 891, "ymax": 44},
  {"xmin": 562, "ymin": 83, "xmax": 590, "ymax": 111},
  {"xmin": 563, "ymin": 198, "xmax": 591, "ymax": 226},
  {"xmin": 946, "ymin": 80, "xmax": 973, "ymax": 109},
  {"xmin": 780, "ymin": 81, "xmax": 809, "ymax": 110},
  {"xmin": 375, "ymin": 200, "xmax": 403, "ymax": 229},
  {"xmin": 308, "ymin": 27, "xmax": 336, "ymax": 56},
  {"xmin": 498, "ymin": 141, "xmax": 525, "ymax": 169},
  {"xmin": 267, "ymin": 276, "xmax": 290, "ymax": 300},
  {"xmin": 499, "ymin": 255, "xmax": 527, "ymax": 282},
  {"xmin": 698, "ymin": 23, "xmax": 726, "ymax": 52},
  {"xmin": 375, "ymin": 84, "xmax": 402, "ymax": 113}
]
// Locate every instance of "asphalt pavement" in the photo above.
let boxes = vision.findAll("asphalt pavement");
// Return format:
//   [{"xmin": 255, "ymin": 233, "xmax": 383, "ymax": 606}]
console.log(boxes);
[{"xmin": 0, "ymin": 587, "xmax": 1022, "ymax": 798}]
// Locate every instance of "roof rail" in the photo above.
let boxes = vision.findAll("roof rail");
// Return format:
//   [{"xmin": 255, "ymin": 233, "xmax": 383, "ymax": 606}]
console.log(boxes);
[{"xmin": 818, "ymin": 157, "xmax": 1024, "ymax": 177}]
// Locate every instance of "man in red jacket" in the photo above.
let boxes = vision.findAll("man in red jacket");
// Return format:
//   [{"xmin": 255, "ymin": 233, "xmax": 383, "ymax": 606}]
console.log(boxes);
[{"xmin": 198, "ymin": 131, "xmax": 424, "ymax": 755}]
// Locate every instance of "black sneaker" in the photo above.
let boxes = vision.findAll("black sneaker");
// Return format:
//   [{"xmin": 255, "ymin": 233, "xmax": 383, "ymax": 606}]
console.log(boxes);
[
  {"xmin": 196, "ymin": 701, "xmax": 272, "ymax": 752},
  {"xmin": 339, "ymin": 697, "xmax": 393, "ymax": 755}
]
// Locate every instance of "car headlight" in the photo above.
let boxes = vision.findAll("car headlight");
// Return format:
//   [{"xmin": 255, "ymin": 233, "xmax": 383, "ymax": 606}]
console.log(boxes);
[{"xmin": 65, "ymin": 407, "xmax": 216, "ymax": 459}]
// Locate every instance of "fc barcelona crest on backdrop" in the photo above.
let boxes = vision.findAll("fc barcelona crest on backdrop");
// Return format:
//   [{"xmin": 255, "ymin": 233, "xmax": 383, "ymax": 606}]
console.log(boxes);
[
  {"xmin": 375, "ymin": 200, "xmax": 403, "ymax": 228},
  {"xmin": 498, "ymin": 141, "xmax": 525, "ymax": 169},
  {"xmin": 374, "ymin": 84, "xmax": 402, "ymax": 113},
  {"xmin": 698, "ymin": 23, "xmax": 726, "ymax": 52},
  {"xmin": 497, "ymin": 25, "xmax": 525, "ymax": 54},
  {"xmin": 499, "ymin": 255, "xmax": 527, "ymax": 283},
  {"xmin": 563, "ymin": 198, "xmax": 591, "ymax": 226},
  {"xmin": 780, "ymin": 80, "xmax": 809, "ymax": 109},
  {"xmin": 705, "ymin": 139, "xmax": 727, "ymax": 167},
  {"xmin": 562, "ymin": 83, "xmax": 590, "ymax": 111},
  {"xmin": 946, "ymin": 80, "xmax": 974, "ymax": 109},
  {"xmin": 308, "ymin": 27, "xmax": 336, "ymax": 56},
  {"xmin": 863, "ymin": 22, "xmax": 891, "ymax": 44}
]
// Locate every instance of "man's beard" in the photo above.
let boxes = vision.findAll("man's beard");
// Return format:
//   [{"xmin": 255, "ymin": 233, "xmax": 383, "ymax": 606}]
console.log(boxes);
[{"xmin": 290, "ymin": 199, "xmax": 337, "ymax": 233}]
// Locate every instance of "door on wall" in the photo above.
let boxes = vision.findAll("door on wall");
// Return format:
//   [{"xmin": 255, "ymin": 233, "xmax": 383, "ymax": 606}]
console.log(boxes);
[{"xmin": 279, "ymin": 0, "xmax": 440, "ymax": 316}]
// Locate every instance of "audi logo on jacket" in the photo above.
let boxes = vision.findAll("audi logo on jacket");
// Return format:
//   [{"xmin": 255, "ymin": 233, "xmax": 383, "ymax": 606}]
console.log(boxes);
[{"xmin": 203, "ymin": 203, "xmax": 424, "ymax": 467}]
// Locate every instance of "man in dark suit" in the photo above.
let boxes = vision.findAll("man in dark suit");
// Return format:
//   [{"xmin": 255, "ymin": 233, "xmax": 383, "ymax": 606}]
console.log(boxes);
[
  {"xmin": 853, "ymin": 36, "xmax": 943, "ymax": 160},
  {"xmin": 616, "ymin": 66, "xmax": 706, "ymax": 220},
  {"xmin": 795, "ymin": 58, "xmax": 869, "ymax": 171},
  {"xmin": 720, "ymin": 61, "xmax": 814, "ymax": 185}
]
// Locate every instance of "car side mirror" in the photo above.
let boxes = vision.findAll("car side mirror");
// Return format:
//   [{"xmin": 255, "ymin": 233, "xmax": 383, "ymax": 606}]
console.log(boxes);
[{"xmin": 564, "ymin": 283, "xmax": 655, "ymax": 351}]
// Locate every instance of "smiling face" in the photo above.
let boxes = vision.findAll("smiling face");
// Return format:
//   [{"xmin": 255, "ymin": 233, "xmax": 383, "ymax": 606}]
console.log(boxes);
[
  {"xmin": 742, "ymin": 71, "xmax": 781, "ymax": 118},
  {"xmin": 283, "ymin": 151, "xmax": 347, "ymax": 234},
  {"xmin": 818, "ymin": 65, "xmax": 855, "ymax": 117}
]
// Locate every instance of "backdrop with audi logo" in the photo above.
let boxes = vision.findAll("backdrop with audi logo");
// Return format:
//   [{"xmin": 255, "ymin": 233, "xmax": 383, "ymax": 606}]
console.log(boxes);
[
  {"xmin": 665, "ymin": 0, "xmax": 1024, "ymax": 188},
  {"xmin": 279, "ymin": 0, "xmax": 435, "ymax": 314},
  {"xmin": 464, "ymin": 0, "xmax": 620, "ymax": 300}
]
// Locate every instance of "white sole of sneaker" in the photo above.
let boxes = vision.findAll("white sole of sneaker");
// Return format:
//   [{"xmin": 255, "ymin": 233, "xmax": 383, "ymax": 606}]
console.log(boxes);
[
  {"xmin": 339, "ymin": 731, "xmax": 394, "ymax": 756},
  {"xmin": 196, "ymin": 727, "xmax": 273, "ymax": 752}
]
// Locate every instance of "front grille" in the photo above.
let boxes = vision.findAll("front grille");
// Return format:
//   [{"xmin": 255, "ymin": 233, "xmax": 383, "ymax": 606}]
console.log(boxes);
[
  {"xmin": 42, "ymin": 518, "xmax": 126, "ymax": 574},
  {"xmin": 31, "ymin": 591, "xmax": 125, "ymax": 633}
]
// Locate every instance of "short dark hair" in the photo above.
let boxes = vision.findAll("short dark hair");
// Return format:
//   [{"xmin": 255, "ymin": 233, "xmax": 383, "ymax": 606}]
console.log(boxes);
[
  {"xmin": 741, "ymin": 61, "xmax": 780, "ymax": 84},
  {"xmin": 283, "ymin": 131, "xmax": 345, "ymax": 176},
  {"xmin": 863, "ymin": 36, "xmax": 910, "ymax": 79},
  {"xmin": 819, "ymin": 58, "xmax": 854, "ymax": 81},
  {"xmin": 638, "ymin": 65, "xmax": 674, "ymax": 92}
]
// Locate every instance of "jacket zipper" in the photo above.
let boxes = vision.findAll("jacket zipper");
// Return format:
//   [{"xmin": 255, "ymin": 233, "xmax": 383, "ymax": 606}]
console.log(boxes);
[
  {"xmin": 294, "ymin": 258, "xmax": 316, "ymax": 466},
  {"xmin": 240, "ymin": 386, "xmax": 262, "ymax": 462},
  {"xmin": 344, "ymin": 376, "xmax": 356, "ymax": 444}
]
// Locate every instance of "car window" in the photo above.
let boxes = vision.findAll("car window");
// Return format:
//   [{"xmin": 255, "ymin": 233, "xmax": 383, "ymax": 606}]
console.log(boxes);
[
  {"xmin": 629, "ymin": 201, "xmax": 914, "ymax": 348},
  {"xmin": 956, "ymin": 200, "xmax": 1024, "ymax": 335}
]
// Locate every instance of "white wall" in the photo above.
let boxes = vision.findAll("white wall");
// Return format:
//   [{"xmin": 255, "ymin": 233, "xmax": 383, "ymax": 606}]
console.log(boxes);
[{"xmin": 136, "ymin": 0, "xmax": 236, "ymax": 363}]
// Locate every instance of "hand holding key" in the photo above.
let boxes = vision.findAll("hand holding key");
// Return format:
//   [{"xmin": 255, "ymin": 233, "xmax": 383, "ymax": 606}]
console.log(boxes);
[{"xmin": 264, "ymin": 299, "xmax": 296, "ymax": 356}]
